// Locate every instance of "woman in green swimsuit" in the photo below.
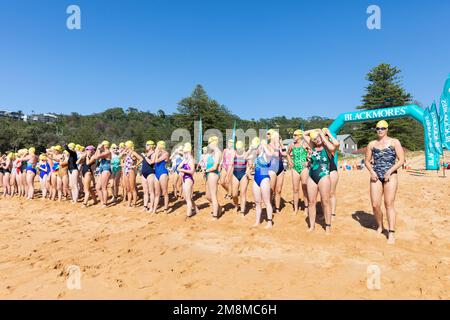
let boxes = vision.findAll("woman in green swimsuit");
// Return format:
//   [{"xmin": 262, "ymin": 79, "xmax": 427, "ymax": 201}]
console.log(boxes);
[
  {"xmin": 205, "ymin": 136, "xmax": 222, "ymax": 220},
  {"xmin": 287, "ymin": 130, "xmax": 310, "ymax": 215},
  {"xmin": 110, "ymin": 143, "xmax": 122, "ymax": 203},
  {"xmin": 304, "ymin": 129, "xmax": 336, "ymax": 234}
]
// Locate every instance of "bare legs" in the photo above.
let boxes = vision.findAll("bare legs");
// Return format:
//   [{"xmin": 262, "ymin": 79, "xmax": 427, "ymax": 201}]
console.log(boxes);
[
  {"xmin": 26, "ymin": 171, "xmax": 35, "ymax": 200},
  {"xmin": 96, "ymin": 171, "xmax": 110, "ymax": 207},
  {"xmin": 183, "ymin": 178, "xmax": 198, "ymax": 217},
  {"xmin": 307, "ymin": 176, "xmax": 331, "ymax": 233},
  {"xmin": 206, "ymin": 173, "xmax": 220, "ymax": 219},
  {"xmin": 330, "ymin": 170, "xmax": 339, "ymax": 220},
  {"xmin": 252, "ymin": 178, "xmax": 273, "ymax": 228},
  {"xmin": 292, "ymin": 169, "xmax": 301, "ymax": 214},
  {"xmin": 370, "ymin": 174, "xmax": 398, "ymax": 244},
  {"xmin": 3, "ymin": 173, "xmax": 11, "ymax": 196},
  {"xmin": 232, "ymin": 175, "xmax": 248, "ymax": 214},
  {"xmin": 153, "ymin": 174, "xmax": 169, "ymax": 213},
  {"xmin": 82, "ymin": 172, "xmax": 97, "ymax": 207},
  {"xmin": 219, "ymin": 168, "xmax": 231, "ymax": 197}
]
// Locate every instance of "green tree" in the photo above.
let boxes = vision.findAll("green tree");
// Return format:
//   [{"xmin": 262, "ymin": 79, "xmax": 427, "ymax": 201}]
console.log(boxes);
[{"xmin": 353, "ymin": 63, "xmax": 423, "ymax": 150}]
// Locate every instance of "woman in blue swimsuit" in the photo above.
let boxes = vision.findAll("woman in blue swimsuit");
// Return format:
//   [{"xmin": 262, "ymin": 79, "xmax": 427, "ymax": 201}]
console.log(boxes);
[
  {"xmin": 229, "ymin": 140, "xmax": 250, "ymax": 215},
  {"xmin": 205, "ymin": 136, "xmax": 222, "ymax": 220},
  {"xmin": 365, "ymin": 120, "xmax": 405, "ymax": 245},
  {"xmin": 22, "ymin": 147, "xmax": 38, "ymax": 200},
  {"xmin": 304, "ymin": 129, "xmax": 336, "ymax": 234},
  {"xmin": 37, "ymin": 154, "xmax": 50, "ymax": 199},
  {"xmin": 152, "ymin": 141, "xmax": 170, "ymax": 213},
  {"xmin": 93, "ymin": 141, "xmax": 112, "ymax": 208},
  {"xmin": 251, "ymin": 137, "xmax": 274, "ymax": 229},
  {"xmin": 267, "ymin": 130, "xmax": 287, "ymax": 213}
]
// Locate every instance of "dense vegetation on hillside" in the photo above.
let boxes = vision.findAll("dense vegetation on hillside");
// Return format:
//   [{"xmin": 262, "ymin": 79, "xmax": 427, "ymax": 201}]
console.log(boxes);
[{"xmin": 0, "ymin": 64, "xmax": 425, "ymax": 154}]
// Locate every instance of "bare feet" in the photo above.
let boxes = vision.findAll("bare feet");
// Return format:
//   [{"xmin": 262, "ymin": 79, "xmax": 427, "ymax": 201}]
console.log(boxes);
[
  {"xmin": 387, "ymin": 230, "xmax": 396, "ymax": 244},
  {"xmin": 264, "ymin": 221, "xmax": 273, "ymax": 229},
  {"xmin": 307, "ymin": 226, "xmax": 315, "ymax": 232}
]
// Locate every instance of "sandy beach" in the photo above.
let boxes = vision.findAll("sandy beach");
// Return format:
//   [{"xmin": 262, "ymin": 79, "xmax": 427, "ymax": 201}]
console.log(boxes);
[{"xmin": 0, "ymin": 152, "xmax": 449, "ymax": 300}]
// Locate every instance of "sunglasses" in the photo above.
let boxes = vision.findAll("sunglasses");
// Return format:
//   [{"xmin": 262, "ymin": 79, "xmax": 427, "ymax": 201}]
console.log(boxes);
[{"xmin": 376, "ymin": 127, "xmax": 387, "ymax": 131}]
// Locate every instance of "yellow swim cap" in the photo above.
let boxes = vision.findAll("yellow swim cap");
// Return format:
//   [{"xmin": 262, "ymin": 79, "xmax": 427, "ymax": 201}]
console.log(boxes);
[
  {"xmin": 376, "ymin": 120, "xmax": 389, "ymax": 128},
  {"xmin": 310, "ymin": 131, "xmax": 320, "ymax": 140},
  {"xmin": 183, "ymin": 142, "xmax": 192, "ymax": 153},
  {"xmin": 293, "ymin": 129, "xmax": 303, "ymax": 137},
  {"xmin": 236, "ymin": 141, "xmax": 244, "ymax": 150},
  {"xmin": 125, "ymin": 141, "xmax": 134, "ymax": 149},
  {"xmin": 101, "ymin": 140, "xmax": 110, "ymax": 148},
  {"xmin": 208, "ymin": 136, "xmax": 218, "ymax": 145},
  {"xmin": 63, "ymin": 150, "xmax": 69, "ymax": 155},
  {"xmin": 53, "ymin": 145, "xmax": 62, "ymax": 152},
  {"xmin": 39, "ymin": 154, "xmax": 47, "ymax": 161},
  {"xmin": 68, "ymin": 143, "xmax": 76, "ymax": 150},
  {"xmin": 251, "ymin": 137, "xmax": 260, "ymax": 148},
  {"xmin": 157, "ymin": 141, "xmax": 166, "ymax": 149},
  {"xmin": 28, "ymin": 147, "xmax": 36, "ymax": 154},
  {"xmin": 110, "ymin": 143, "xmax": 117, "ymax": 149},
  {"xmin": 119, "ymin": 142, "xmax": 126, "ymax": 149},
  {"xmin": 7, "ymin": 152, "xmax": 14, "ymax": 159},
  {"xmin": 146, "ymin": 140, "xmax": 155, "ymax": 146},
  {"xmin": 78, "ymin": 145, "xmax": 85, "ymax": 152}
]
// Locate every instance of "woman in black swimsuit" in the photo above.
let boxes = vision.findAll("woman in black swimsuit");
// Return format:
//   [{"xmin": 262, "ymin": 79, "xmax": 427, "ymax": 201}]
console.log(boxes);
[
  {"xmin": 77, "ymin": 146, "xmax": 98, "ymax": 207},
  {"xmin": 365, "ymin": 120, "xmax": 405, "ymax": 245}
]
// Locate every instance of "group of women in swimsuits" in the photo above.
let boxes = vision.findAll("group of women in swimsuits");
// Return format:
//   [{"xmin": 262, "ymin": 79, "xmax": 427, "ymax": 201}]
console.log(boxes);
[{"xmin": 0, "ymin": 120, "xmax": 404, "ymax": 243}]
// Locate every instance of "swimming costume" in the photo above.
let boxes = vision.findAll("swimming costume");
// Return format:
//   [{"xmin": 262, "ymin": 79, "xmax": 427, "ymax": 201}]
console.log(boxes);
[
  {"xmin": 65, "ymin": 147, "xmax": 78, "ymax": 172},
  {"xmin": 181, "ymin": 162, "xmax": 194, "ymax": 183},
  {"xmin": 222, "ymin": 148, "xmax": 234, "ymax": 172},
  {"xmin": 254, "ymin": 155, "xmax": 270, "ymax": 187},
  {"xmin": 38, "ymin": 162, "xmax": 50, "ymax": 179},
  {"xmin": 124, "ymin": 155, "xmax": 135, "ymax": 176},
  {"xmin": 20, "ymin": 161, "xmax": 27, "ymax": 173},
  {"xmin": 141, "ymin": 156, "xmax": 155, "ymax": 179},
  {"xmin": 206, "ymin": 154, "xmax": 220, "ymax": 178},
  {"xmin": 292, "ymin": 145, "xmax": 308, "ymax": 174},
  {"xmin": 328, "ymin": 154, "xmax": 338, "ymax": 172},
  {"xmin": 81, "ymin": 157, "xmax": 95, "ymax": 178},
  {"xmin": 26, "ymin": 162, "xmax": 37, "ymax": 174},
  {"xmin": 309, "ymin": 147, "xmax": 330, "ymax": 185},
  {"xmin": 233, "ymin": 153, "xmax": 247, "ymax": 181},
  {"xmin": 99, "ymin": 158, "xmax": 111, "ymax": 174},
  {"xmin": 372, "ymin": 145, "xmax": 397, "ymax": 183},
  {"xmin": 52, "ymin": 161, "xmax": 60, "ymax": 174},
  {"xmin": 155, "ymin": 159, "xmax": 168, "ymax": 180},
  {"xmin": 173, "ymin": 155, "xmax": 183, "ymax": 174},
  {"xmin": 269, "ymin": 147, "xmax": 284, "ymax": 176},
  {"xmin": 111, "ymin": 155, "xmax": 121, "ymax": 174}
]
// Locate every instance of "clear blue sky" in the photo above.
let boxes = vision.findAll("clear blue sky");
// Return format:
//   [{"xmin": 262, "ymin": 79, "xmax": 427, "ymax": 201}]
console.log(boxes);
[{"xmin": 1, "ymin": 0, "xmax": 449, "ymax": 119}]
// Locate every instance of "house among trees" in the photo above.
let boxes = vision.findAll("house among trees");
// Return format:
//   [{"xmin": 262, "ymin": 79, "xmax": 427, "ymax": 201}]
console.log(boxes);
[
  {"xmin": 29, "ymin": 113, "xmax": 59, "ymax": 123},
  {"xmin": 336, "ymin": 134, "xmax": 357, "ymax": 155}
]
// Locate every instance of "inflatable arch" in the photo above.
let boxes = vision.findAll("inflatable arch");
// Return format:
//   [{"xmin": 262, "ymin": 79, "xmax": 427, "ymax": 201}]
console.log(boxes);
[{"xmin": 328, "ymin": 104, "xmax": 439, "ymax": 170}]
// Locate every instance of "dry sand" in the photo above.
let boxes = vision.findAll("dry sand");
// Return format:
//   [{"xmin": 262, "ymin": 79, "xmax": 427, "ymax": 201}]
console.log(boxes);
[{"xmin": 0, "ymin": 152, "xmax": 449, "ymax": 299}]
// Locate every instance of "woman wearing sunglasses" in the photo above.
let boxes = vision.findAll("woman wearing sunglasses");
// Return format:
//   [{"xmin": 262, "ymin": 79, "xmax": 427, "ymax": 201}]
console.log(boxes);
[
  {"xmin": 365, "ymin": 120, "xmax": 405, "ymax": 244},
  {"xmin": 304, "ymin": 129, "xmax": 336, "ymax": 234}
]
